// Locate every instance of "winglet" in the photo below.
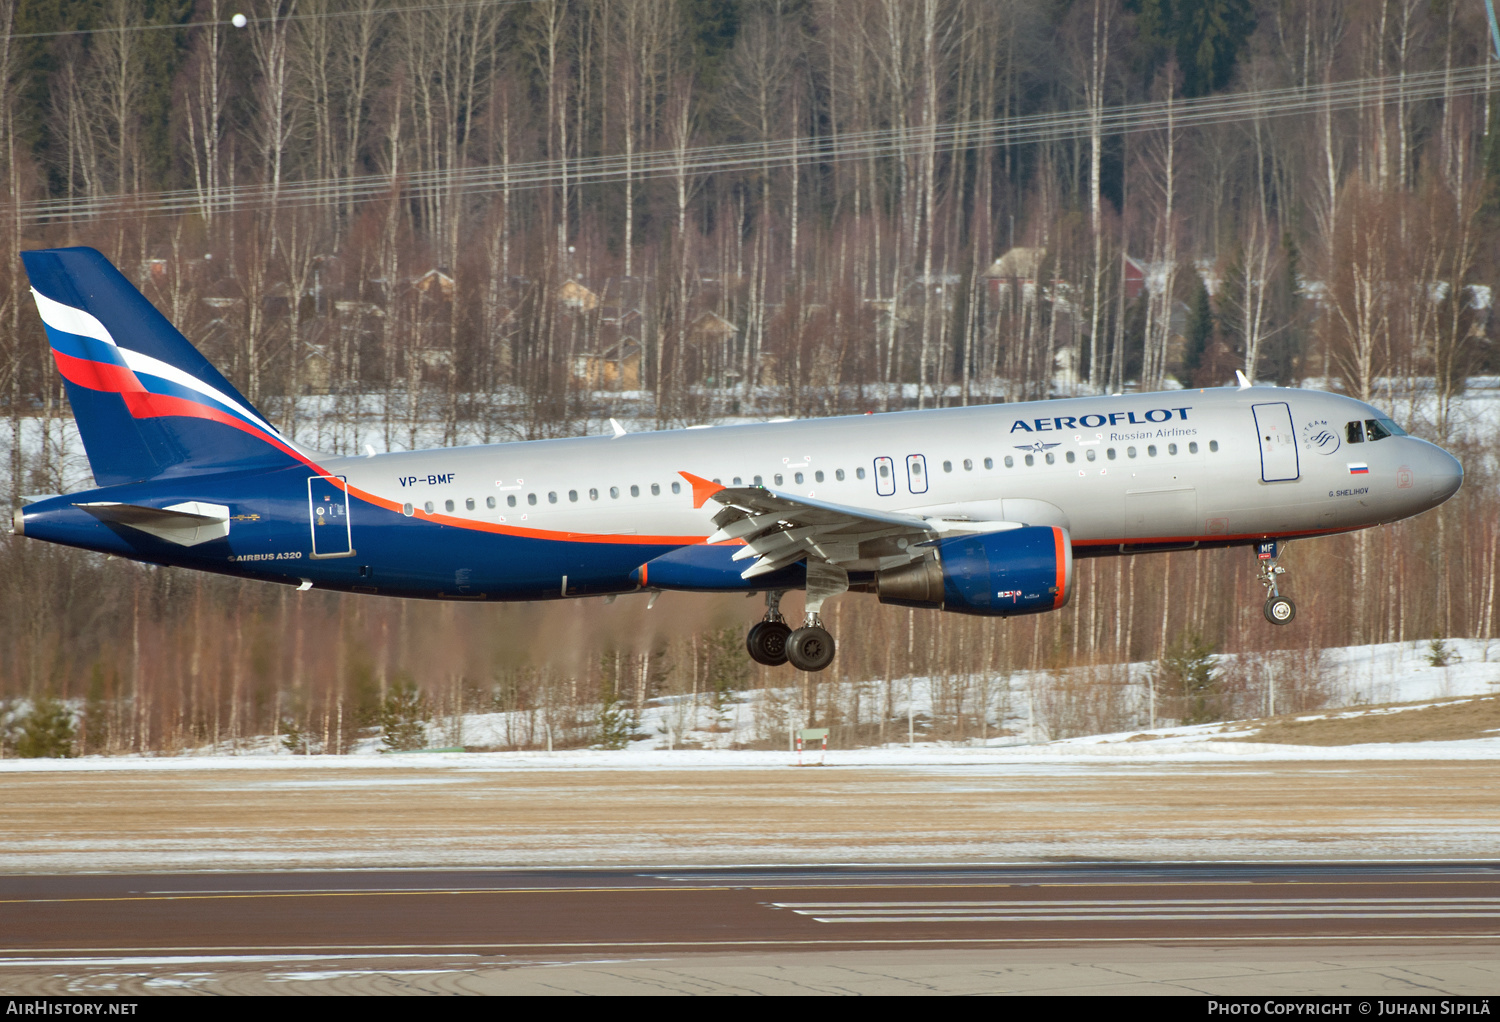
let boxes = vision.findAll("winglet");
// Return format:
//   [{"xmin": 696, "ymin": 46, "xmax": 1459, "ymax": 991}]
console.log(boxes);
[
  {"xmin": 1235, "ymin": 370, "xmax": 1252, "ymax": 390},
  {"xmin": 609, "ymin": 418, "xmax": 627, "ymax": 438},
  {"xmin": 678, "ymin": 471, "xmax": 725, "ymax": 510}
]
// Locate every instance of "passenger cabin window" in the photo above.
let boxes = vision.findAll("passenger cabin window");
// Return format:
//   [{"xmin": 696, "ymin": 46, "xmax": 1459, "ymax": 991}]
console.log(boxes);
[
  {"xmin": 1168, "ymin": 443, "xmax": 1178, "ymax": 455},
  {"xmin": 984, "ymin": 457, "xmax": 993, "ymax": 469},
  {"xmin": 569, "ymin": 490, "xmax": 578, "ymax": 502},
  {"xmin": 775, "ymin": 473, "xmax": 785, "ymax": 485},
  {"xmin": 507, "ymin": 495, "xmax": 517, "ymax": 507},
  {"xmin": 403, "ymin": 503, "xmax": 414, "ymax": 516},
  {"xmin": 1147, "ymin": 445, "xmax": 1157, "ymax": 457},
  {"xmin": 424, "ymin": 501, "xmax": 434, "ymax": 513},
  {"xmin": 527, "ymin": 493, "xmax": 537, "ymax": 505},
  {"xmin": 1024, "ymin": 454, "xmax": 1034, "ymax": 467},
  {"xmin": 942, "ymin": 461, "xmax": 952, "ymax": 473},
  {"xmin": 548, "ymin": 492, "xmax": 557, "ymax": 504},
  {"xmin": 795, "ymin": 472, "xmax": 804, "ymax": 484},
  {"xmin": 1004, "ymin": 456, "xmax": 1014, "ymax": 468},
  {"xmin": 1189, "ymin": 442, "xmax": 1199, "ymax": 454},
  {"xmin": 610, "ymin": 486, "xmax": 620, "ymax": 498},
  {"xmin": 445, "ymin": 499, "xmax": 455, "ymax": 512},
  {"xmin": 1044, "ymin": 452, "xmax": 1055, "ymax": 465},
  {"xmin": 1107, "ymin": 448, "xmax": 1117, "ymax": 460},
  {"xmin": 486, "ymin": 496, "xmax": 496, "ymax": 509},
  {"xmin": 630, "ymin": 485, "xmax": 640, "ymax": 497},
  {"xmin": 1086, "ymin": 449, "xmax": 1096, "ymax": 462},
  {"xmin": 589, "ymin": 488, "xmax": 599, "ymax": 500},
  {"xmin": 1209, "ymin": 440, "xmax": 1219, "ymax": 452},
  {"xmin": 671, "ymin": 482, "xmax": 682, "ymax": 494},
  {"xmin": 753, "ymin": 476, "xmax": 763, "ymax": 486},
  {"xmin": 1347, "ymin": 420, "xmax": 1365, "ymax": 443},
  {"xmin": 1065, "ymin": 451, "xmax": 1075, "ymax": 464},
  {"xmin": 963, "ymin": 459, "xmax": 972, "ymax": 471},
  {"xmin": 465, "ymin": 498, "xmax": 475, "ymax": 510},
  {"xmin": 815, "ymin": 470, "xmax": 824, "ymax": 482},
  {"xmin": 652, "ymin": 483, "xmax": 661, "ymax": 495},
  {"xmin": 835, "ymin": 469, "xmax": 845, "ymax": 481},
  {"xmin": 856, "ymin": 467, "xmax": 866, "ymax": 480},
  {"xmin": 732, "ymin": 477, "xmax": 742, "ymax": 486},
  {"xmin": 1127, "ymin": 447, "xmax": 1137, "ymax": 458}
]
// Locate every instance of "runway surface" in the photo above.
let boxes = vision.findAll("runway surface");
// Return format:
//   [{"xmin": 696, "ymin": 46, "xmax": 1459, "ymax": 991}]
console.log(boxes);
[{"xmin": 3, "ymin": 863, "xmax": 1499, "ymax": 994}]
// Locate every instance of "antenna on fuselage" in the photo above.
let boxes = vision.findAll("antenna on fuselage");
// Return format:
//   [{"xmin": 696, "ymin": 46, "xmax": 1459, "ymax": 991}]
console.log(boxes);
[
  {"xmin": 609, "ymin": 418, "xmax": 628, "ymax": 438},
  {"xmin": 1235, "ymin": 370, "xmax": 1252, "ymax": 390}
]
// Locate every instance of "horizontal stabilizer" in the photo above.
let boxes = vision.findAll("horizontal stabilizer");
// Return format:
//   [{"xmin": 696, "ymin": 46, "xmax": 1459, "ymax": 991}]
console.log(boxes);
[{"xmin": 77, "ymin": 501, "xmax": 231, "ymax": 547}]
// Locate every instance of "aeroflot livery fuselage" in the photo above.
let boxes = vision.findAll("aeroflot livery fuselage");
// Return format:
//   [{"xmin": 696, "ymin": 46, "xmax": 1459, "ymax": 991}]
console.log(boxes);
[{"xmin": 11, "ymin": 248, "xmax": 1464, "ymax": 671}]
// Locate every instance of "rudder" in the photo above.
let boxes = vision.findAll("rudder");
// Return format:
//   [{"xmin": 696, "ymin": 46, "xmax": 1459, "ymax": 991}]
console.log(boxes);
[{"xmin": 22, "ymin": 247, "xmax": 305, "ymax": 487}]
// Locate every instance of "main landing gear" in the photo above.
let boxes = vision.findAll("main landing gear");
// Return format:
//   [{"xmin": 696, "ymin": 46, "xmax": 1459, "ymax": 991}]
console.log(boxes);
[
  {"xmin": 746, "ymin": 591, "xmax": 792, "ymax": 666},
  {"xmin": 1257, "ymin": 540, "xmax": 1296, "ymax": 625},
  {"xmin": 746, "ymin": 590, "xmax": 838, "ymax": 672}
]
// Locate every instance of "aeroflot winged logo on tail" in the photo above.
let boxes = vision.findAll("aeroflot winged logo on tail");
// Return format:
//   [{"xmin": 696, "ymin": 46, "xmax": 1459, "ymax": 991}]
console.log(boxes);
[
  {"xmin": 1009, "ymin": 407, "xmax": 1193, "ymax": 432},
  {"xmin": 32, "ymin": 287, "xmax": 289, "ymax": 448}
]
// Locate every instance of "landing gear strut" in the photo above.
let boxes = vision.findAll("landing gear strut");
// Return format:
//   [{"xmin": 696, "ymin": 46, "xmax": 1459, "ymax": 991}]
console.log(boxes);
[
  {"xmin": 1257, "ymin": 540, "xmax": 1296, "ymax": 625},
  {"xmin": 746, "ymin": 591, "xmax": 792, "ymax": 666},
  {"xmin": 784, "ymin": 562, "xmax": 846, "ymax": 672}
]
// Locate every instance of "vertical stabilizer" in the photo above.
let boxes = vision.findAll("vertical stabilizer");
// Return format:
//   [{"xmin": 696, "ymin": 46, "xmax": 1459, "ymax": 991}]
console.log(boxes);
[{"xmin": 22, "ymin": 247, "xmax": 305, "ymax": 486}]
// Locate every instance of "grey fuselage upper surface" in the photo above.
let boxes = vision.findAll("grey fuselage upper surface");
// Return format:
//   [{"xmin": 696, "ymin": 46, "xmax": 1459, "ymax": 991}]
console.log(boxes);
[{"xmin": 324, "ymin": 385, "xmax": 1461, "ymax": 562}]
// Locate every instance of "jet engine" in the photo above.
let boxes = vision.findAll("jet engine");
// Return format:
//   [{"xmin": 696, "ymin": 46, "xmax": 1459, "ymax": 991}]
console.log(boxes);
[{"xmin": 875, "ymin": 525, "xmax": 1073, "ymax": 616}]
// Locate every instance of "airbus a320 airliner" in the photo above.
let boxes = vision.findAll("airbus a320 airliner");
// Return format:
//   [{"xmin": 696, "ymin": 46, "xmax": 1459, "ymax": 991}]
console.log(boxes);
[{"xmin": 11, "ymin": 248, "xmax": 1464, "ymax": 670}]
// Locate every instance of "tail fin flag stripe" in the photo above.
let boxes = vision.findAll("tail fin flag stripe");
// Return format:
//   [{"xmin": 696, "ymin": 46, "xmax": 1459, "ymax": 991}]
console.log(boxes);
[
  {"xmin": 32, "ymin": 288, "xmax": 287, "ymax": 443},
  {"xmin": 22, "ymin": 247, "xmax": 315, "ymax": 484}
]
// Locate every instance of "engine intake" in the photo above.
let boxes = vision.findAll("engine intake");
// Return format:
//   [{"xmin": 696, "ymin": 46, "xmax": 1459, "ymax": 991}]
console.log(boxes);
[{"xmin": 876, "ymin": 525, "xmax": 1073, "ymax": 616}]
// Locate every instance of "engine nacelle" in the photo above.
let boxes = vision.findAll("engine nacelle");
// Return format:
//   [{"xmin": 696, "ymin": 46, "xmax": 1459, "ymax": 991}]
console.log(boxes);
[{"xmin": 876, "ymin": 525, "xmax": 1073, "ymax": 616}]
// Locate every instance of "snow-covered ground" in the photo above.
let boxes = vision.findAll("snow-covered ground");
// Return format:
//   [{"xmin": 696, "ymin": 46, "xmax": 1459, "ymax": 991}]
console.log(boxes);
[{"xmin": 4, "ymin": 637, "xmax": 1498, "ymax": 771}]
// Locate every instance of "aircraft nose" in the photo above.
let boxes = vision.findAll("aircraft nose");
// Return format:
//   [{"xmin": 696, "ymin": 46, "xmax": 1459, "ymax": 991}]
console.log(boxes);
[{"xmin": 1427, "ymin": 446, "xmax": 1463, "ymax": 505}]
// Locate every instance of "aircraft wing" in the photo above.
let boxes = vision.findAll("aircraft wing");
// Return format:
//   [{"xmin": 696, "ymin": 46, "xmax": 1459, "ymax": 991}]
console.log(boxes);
[{"xmin": 679, "ymin": 472, "xmax": 1018, "ymax": 580}]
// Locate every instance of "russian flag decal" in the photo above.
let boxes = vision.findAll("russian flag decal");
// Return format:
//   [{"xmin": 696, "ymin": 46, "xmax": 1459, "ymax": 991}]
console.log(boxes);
[{"xmin": 1348, "ymin": 462, "xmax": 1370, "ymax": 475}]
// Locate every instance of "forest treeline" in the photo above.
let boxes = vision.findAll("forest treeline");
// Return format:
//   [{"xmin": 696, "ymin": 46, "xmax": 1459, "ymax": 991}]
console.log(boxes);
[{"xmin": 1, "ymin": 0, "xmax": 1499, "ymax": 753}]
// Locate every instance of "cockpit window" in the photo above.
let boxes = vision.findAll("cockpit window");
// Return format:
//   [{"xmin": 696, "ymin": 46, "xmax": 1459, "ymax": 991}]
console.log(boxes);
[
  {"xmin": 1346, "ymin": 421, "xmax": 1365, "ymax": 444},
  {"xmin": 1365, "ymin": 418, "xmax": 1406, "ymax": 440}
]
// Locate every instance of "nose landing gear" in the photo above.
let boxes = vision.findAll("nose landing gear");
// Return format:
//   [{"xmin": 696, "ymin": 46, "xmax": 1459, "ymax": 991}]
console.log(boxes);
[{"xmin": 1257, "ymin": 540, "xmax": 1296, "ymax": 625}]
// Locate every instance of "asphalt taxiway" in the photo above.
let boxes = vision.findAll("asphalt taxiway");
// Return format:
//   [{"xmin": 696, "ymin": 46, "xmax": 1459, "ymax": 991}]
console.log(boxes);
[{"xmin": 2, "ymin": 863, "xmax": 1498, "ymax": 994}]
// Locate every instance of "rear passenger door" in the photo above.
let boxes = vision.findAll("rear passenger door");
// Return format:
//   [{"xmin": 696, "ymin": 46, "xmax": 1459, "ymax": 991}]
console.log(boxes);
[{"xmin": 873, "ymin": 456, "xmax": 896, "ymax": 496}]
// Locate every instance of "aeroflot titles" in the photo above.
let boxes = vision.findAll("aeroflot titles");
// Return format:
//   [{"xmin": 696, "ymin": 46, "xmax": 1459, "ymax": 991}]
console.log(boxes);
[{"xmin": 1009, "ymin": 406, "xmax": 1193, "ymax": 432}]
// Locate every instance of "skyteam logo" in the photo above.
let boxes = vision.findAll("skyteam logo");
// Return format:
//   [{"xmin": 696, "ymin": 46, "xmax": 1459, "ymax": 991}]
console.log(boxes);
[
  {"xmin": 1014, "ymin": 441, "xmax": 1062, "ymax": 454},
  {"xmin": 1009, "ymin": 406, "xmax": 1191, "ymax": 433},
  {"xmin": 1300, "ymin": 418, "xmax": 1341, "ymax": 455}
]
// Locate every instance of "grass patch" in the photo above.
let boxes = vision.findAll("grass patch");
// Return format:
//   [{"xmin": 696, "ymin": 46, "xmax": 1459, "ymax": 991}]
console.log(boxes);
[{"xmin": 1219, "ymin": 695, "xmax": 1500, "ymax": 746}]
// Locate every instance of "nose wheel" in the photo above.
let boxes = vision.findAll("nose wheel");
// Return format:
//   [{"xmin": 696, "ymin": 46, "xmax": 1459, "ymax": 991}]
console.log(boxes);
[
  {"xmin": 1257, "ymin": 540, "xmax": 1295, "ymax": 626},
  {"xmin": 1264, "ymin": 595, "xmax": 1296, "ymax": 624}
]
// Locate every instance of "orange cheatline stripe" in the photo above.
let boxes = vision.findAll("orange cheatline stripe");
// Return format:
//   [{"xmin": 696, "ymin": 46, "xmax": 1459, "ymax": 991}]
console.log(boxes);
[{"xmin": 337, "ymin": 480, "xmax": 709, "ymax": 547}]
